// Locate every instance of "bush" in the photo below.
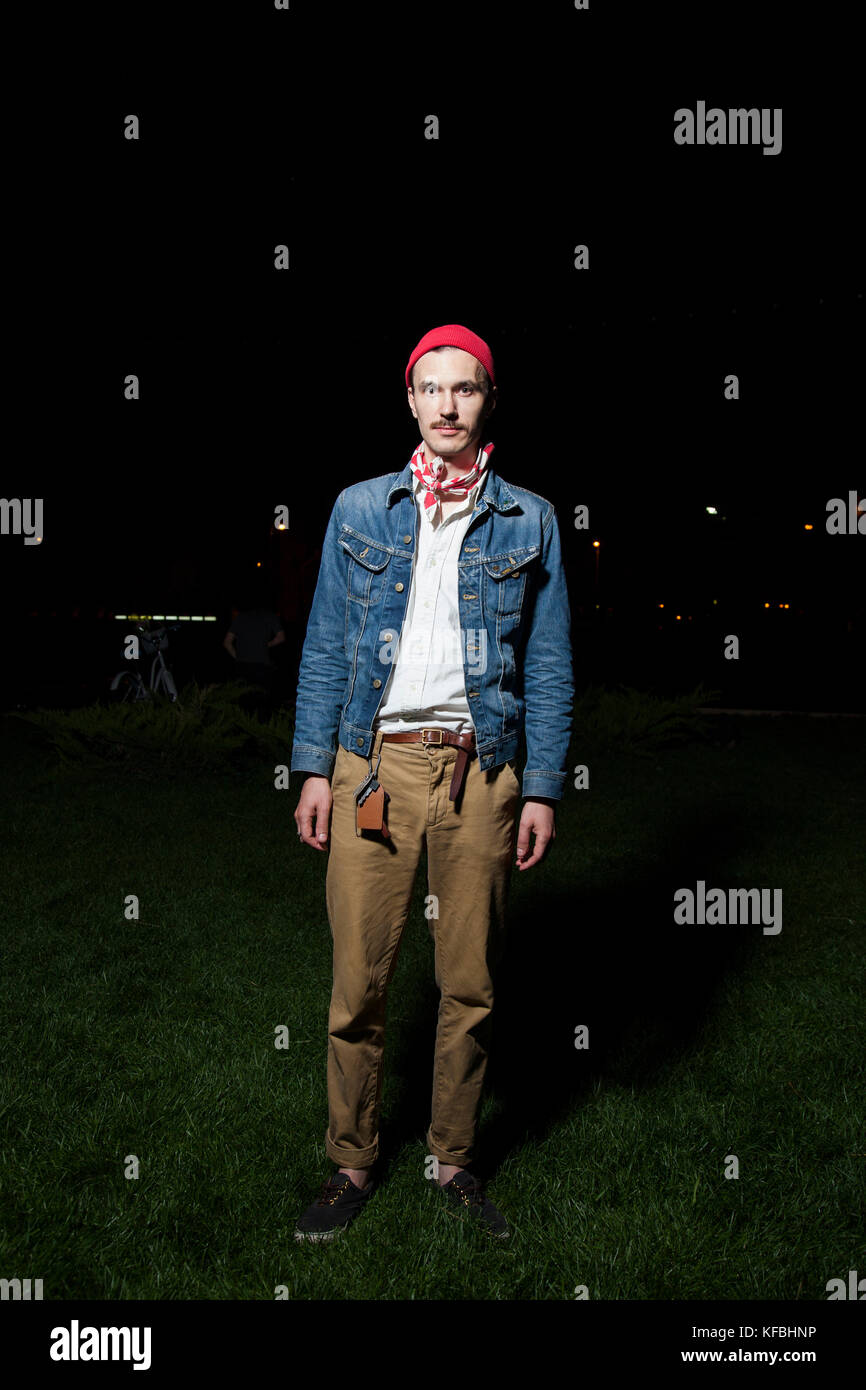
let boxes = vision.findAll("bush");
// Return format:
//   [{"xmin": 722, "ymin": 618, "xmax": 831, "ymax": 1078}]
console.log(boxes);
[
  {"xmin": 11, "ymin": 681, "xmax": 296, "ymax": 780},
  {"xmin": 572, "ymin": 682, "xmax": 722, "ymax": 756}
]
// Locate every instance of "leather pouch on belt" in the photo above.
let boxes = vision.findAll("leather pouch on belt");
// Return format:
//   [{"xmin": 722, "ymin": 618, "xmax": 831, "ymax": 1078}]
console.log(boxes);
[{"xmin": 355, "ymin": 784, "xmax": 389, "ymax": 836}]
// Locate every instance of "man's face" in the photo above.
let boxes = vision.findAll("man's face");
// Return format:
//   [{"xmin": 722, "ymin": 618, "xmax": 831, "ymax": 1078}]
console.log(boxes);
[{"xmin": 408, "ymin": 347, "xmax": 496, "ymax": 466}]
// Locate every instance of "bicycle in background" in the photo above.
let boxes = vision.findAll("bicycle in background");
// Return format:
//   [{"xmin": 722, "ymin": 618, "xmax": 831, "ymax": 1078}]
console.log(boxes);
[{"xmin": 109, "ymin": 622, "xmax": 181, "ymax": 702}]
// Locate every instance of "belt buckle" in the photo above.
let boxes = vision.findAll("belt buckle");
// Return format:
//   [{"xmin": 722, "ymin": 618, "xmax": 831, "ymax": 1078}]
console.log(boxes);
[{"xmin": 423, "ymin": 729, "xmax": 444, "ymax": 745}]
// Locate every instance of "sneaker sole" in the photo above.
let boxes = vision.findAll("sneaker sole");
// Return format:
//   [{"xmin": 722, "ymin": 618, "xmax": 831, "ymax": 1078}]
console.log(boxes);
[
  {"xmin": 293, "ymin": 1226, "xmax": 347, "ymax": 1243},
  {"xmin": 293, "ymin": 1190, "xmax": 374, "ymax": 1243}
]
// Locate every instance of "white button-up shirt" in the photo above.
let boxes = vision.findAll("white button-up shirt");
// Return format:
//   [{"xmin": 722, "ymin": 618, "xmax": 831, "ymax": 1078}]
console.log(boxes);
[{"xmin": 373, "ymin": 466, "xmax": 486, "ymax": 734}]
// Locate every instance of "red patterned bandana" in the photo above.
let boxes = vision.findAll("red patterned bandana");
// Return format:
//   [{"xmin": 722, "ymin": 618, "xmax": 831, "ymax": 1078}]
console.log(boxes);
[{"xmin": 409, "ymin": 439, "xmax": 495, "ymax": 520}]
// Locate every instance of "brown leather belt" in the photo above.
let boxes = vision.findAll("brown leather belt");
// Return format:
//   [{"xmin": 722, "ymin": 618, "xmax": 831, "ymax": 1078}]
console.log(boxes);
[{"xmin": 379, "ymin": 728, "xmax": 476, "ymax": 801}]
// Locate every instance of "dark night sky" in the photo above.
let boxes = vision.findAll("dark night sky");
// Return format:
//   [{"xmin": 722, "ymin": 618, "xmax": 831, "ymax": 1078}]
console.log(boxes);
[{"xmin": 3, "ymin": 26, "xmax": 862, "ymax": 626}]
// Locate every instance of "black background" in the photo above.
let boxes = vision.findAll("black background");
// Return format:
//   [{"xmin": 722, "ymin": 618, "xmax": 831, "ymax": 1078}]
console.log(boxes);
[{"xmin": 4, "ymin": 7, "xmax": 862, "ymax": 710}]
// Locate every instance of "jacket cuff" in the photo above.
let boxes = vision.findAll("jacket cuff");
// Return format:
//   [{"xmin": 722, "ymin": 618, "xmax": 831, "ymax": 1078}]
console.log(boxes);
[
  {"xmin": 521, "ymin": 769, "xmax": 567, "ymax": 801},
  {"xmin": 291, "ymin": 744, "xmax": 336, "ymax": 779}
]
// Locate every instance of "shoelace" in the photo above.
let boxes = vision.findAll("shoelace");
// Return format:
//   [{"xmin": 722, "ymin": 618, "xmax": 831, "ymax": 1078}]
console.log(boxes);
[
  {"xmin": 316, "ymin": 1176, "xmax": 351, "ymax": 1207},
  {"xmin": 450, "ymin": 1175, "xmax": 486, "ymax": 1210}
]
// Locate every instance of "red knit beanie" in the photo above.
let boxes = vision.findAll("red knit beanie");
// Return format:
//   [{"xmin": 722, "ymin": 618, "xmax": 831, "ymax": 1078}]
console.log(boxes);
[{"xmin": 405, "ymin": 324, "xmax": 496, "ymax": 390}]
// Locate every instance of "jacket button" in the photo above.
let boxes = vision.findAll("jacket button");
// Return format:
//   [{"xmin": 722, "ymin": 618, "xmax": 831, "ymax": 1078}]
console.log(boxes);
[
  {"xmin": 373, "ymin": 678, "xmax": 382, "ymax": 688},
  {"xmin": 403, "ymin": 535, "xmax": 411, "ymax": 544},
  {"xmin": 383, "ymin": 632, "xmax": 393, "ymax": 641},
  {"xmin": 394, "ymin": 582, "xmax": 404, "ymax": 592},
  {"xmin": 356, "ymin": 738, "xmax": 364, "ymax": 747},
  {"xmin": 359, "ymin": 547, "xmax": 369, "ymax": 557}
]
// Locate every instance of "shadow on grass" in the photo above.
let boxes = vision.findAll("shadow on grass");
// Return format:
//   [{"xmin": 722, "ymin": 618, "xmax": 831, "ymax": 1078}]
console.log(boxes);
[{"xmin": 373, "ymin": 790, "xmax": 760, "ymax": 1186}]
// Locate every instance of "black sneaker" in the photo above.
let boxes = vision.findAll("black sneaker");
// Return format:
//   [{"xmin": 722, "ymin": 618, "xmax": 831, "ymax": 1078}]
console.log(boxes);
[
  {"xmin": 294, "ymin": 1171, "xmax": 376, "ymax": 1243},
  {"xmin": 435, "ymin": 1170, "xmax": 510, "ymax": 1238}
]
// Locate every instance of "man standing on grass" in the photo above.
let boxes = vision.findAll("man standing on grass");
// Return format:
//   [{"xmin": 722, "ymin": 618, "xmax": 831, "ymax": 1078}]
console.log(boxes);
[{"xmin": 291, "ymin": 324, "xmax": 573, "ymax": 1241}]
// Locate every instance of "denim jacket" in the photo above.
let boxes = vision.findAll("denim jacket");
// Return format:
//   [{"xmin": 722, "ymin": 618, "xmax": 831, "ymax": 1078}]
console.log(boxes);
[{"xmin": 290, "ymin": 459, "xmax": 574, "ymax": 800}]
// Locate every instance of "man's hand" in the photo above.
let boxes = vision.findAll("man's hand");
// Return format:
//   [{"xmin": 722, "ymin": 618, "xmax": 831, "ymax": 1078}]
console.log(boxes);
[
  {"xmin": 295, "ymin": 774, "xmax": 332, "ymax": 851},
  {"xmin": 515, "ymin": 798, "xmax": 556, "ymax": 871}
]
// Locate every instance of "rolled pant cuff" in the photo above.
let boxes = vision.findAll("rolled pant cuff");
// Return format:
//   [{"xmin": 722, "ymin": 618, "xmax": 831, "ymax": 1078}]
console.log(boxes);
[
  {"xmin": 325, "ymin": 1134, "xmax": 378, "ymax": 1168},
  {"xmin": 426, "ymin": 1133, "xmax": 474, "ymax": 1167}
]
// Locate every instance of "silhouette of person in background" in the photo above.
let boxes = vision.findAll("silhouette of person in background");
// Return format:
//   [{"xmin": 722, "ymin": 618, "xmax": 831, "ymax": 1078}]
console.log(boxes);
[{"xmin": 223, "ymin": 587, "xmax": 285, "ymax": 715}]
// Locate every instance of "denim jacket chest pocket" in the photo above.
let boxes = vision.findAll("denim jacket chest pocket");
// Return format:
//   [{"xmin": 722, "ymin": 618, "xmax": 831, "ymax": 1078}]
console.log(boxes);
[
  {"xmin": 338, "ymin": 529, "xmax": 394, "ymax": 604},
  {"xmin": 481, "ymin": 544, "xmax": 541, "ymax": 622}
]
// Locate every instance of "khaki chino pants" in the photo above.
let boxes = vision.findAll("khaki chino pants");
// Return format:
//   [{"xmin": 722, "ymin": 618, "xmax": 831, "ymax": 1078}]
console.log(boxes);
[{"xmin": 324, "ymin": 728, "xmax": 520, "ymax": 1168}]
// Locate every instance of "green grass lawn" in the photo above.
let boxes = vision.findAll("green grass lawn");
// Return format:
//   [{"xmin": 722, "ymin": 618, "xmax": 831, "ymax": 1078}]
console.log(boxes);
[{"xmin": 1, "ymin": 709, "xmax": 864, "ymax": 1300}]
